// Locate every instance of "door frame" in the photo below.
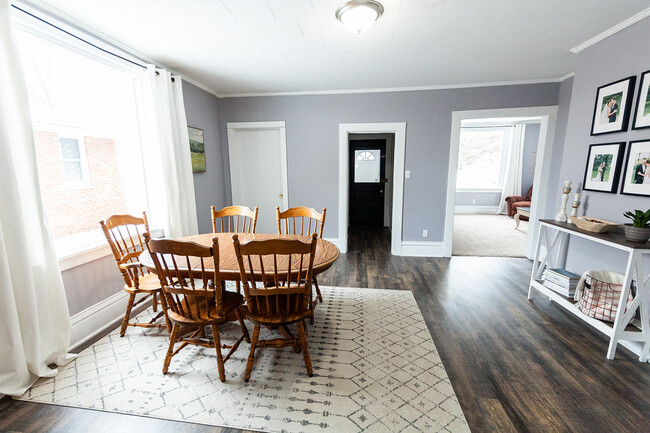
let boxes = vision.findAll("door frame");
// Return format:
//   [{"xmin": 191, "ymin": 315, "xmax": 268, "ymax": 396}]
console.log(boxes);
[
  {"xmin": 338, "ymin": 122, "xmax": 406, "ymax": 255},
  {"xmin": 443, "ymin": 106, "xmax": 558, "ymax": 259},
  {"xmin": 226, "ymin": 121, "xmax": 289, "ymax": 211}
]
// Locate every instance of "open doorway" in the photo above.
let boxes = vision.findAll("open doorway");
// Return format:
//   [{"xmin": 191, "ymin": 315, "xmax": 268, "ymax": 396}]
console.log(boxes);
[
  {"xmin": 348, "ymin": 134, "xmax": 395, "ymax": 239},
  {"xmin": 452, "ymin": 118, "xmax": 540, "ymax": 257},
  {"xmin": 443, "ymin": 106, "xmax": 558, "ymax": 259},
  {"xmin": 338, "ymin": 123, "xmax": 406, "ymax": 255}
]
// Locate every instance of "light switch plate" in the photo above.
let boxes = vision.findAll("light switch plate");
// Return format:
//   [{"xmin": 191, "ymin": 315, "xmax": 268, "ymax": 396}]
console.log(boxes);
[{"xmin": 405, "ymin": 170, "xmax": 411, "ymax": 178}]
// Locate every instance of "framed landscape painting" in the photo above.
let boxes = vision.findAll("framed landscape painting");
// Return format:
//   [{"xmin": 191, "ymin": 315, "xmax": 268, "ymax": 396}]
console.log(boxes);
[
  {"xmin": 620, "ymin": 139, "xmax": 650, "ymax": 197},
  {"xmin": 590, "ymin": 76, "xmax": 636, "ymax": 135},
  {"xmin": 582, "ymin": 142, "xmax": 625, "ymax": 193},
  {"xmin": 632, "ymin": 70, "xmax": 650, "ymax": 130},
  {"xmin": 188, "ymin": 126, "xmax": 206, "ymax": 173}
]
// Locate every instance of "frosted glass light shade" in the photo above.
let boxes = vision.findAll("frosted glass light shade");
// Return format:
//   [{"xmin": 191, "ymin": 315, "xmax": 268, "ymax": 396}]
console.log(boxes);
[{"xmin": 336, "ymin": 1, "xmax": 384, "ymax": 34}]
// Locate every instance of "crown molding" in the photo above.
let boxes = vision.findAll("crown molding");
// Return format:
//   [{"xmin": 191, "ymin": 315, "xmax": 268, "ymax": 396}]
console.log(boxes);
[
  {"xmin": 218, "ymin": 77, "xmax": 563, "ymax": 98},
  {"xmin": 570, "ymin": 7, "xmax": 650, "ymax": 54}
]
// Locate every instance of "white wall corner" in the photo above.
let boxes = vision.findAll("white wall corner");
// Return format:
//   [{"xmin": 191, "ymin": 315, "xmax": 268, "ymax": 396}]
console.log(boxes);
[
  {"xmin": 400, "ymin": 241, "xmax": 444, "ymax": 257},
  {"xmin": 324, "ymin": 237, "xmax": 347, "ymax": 253}
]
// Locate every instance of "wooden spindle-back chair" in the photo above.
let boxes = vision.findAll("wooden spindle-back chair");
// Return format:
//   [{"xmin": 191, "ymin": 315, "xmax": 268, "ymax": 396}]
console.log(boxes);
[
  {"xmin": 145, "ymin": 234, "xmax": 250, "ymax": 380},
  {"xmin": 276, "ymin": 206, "xmax": 326, "ymax": 312},
  {"xmin": 276, "ymin": 206, "xmax": 326, "ymax": 238},
  {"xmin": 233, "ymin": 233, "xmax": 318, "ymax": 381},
  {"xmin": 211, "ymin": 205, "xmax": 259, "ymax": 293},
  {"xmin": 211, "ymin": 205, "xmax": 259, "ymax": 234},
  {"xmin": 100, "ymin": 212, "xmax": 169, "ymax": 336}
]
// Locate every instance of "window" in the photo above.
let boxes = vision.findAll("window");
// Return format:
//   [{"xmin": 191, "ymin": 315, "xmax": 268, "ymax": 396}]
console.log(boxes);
[
  {"xmin": 16, "ymin": 24, "xmax": 147, "ymax": 259},
  {"xmin": 354, "ymin": 149, "xmax": 381, "ymax": 183},
  {"xmin": 456, "ymin": 127, "xmax": 510, "ymax": 190},
  {"xmin": 59, "ymin": 137, "xmax": 87, "ymax": 183}
]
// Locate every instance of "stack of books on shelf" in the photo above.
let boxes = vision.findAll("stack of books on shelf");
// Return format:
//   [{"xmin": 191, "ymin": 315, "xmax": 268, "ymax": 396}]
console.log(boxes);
[{"xmin": 543, "ymin": 268, "xmax": 581, "ymax": 297}]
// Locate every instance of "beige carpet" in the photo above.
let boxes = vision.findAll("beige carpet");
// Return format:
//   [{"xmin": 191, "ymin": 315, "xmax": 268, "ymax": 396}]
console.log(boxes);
[
  {"xmin": 452, "ymin": 214, "xmax": 528, "ymax": 257},
  {"xmin": 18, "ymin": 286, "xmax": 469, "ymax": 433}
]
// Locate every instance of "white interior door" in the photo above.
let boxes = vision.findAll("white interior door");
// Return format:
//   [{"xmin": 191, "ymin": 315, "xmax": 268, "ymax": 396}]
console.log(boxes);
[{"xmin": 227, "ymin": 122, "xmax": 289, "ymax": 234}]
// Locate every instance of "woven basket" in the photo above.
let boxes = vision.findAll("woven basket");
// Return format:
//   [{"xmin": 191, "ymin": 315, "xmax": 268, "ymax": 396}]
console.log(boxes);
[{"xmin": 570, "ymin": 216, "xmax": 620, "ymax": 233}]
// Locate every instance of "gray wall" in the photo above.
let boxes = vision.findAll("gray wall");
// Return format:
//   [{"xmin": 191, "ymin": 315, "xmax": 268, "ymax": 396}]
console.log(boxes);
[
  {"xmin": 521, "ymin": 123, "xmax": 540, "ymax": 195},
  {"xmin": 455, "ymin": 191, "xmax": 501, "ymax": 207},
  {"xmin": 218, "ymin": 83, "xmax": 559, "ymax": 242},
  {"xmin": 62, "ymin": 255, "xmax": 123, "ymax": 316},
  {"xmin": 551, "ymin": 17, "xmax": 650, "ymax": 273},
  {"xmin": 544, "ymin": 77, "xmax": 574, "ymax": 218},
  {"xmin": 183, "ymin": 81, "xmax": 227, "ymax": 234}
]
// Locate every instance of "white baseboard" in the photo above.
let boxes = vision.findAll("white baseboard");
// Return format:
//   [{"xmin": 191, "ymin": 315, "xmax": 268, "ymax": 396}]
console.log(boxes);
[
  {"xmin": 69, "ymin": 290, "xmax": 130, "ymax": 351},
  {"xmin": 455, "ymin": 205, "xmax": 500, "ymax": 214},
  {"xmin": 400, "ymin": 241, "xmax": 444, "ymax": 257}
]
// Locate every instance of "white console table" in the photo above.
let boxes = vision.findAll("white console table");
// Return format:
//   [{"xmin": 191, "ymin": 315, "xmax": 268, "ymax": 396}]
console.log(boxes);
[{"xmin": 528, "ymin": 219, "xmax": 650, "ymax": 362}]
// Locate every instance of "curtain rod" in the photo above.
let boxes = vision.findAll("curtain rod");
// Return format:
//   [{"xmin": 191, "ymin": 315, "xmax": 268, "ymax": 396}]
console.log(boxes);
[{"xmin": 12, "ymin": 3, "xmax": 176, "ymax": 81}]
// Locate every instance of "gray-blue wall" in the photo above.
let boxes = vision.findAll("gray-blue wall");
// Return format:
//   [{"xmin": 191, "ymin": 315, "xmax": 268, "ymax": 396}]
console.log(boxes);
[
  {"xmin": 183, "ymin": 81, "xmax": 227, "ymax": 234},
  {"xmin": 217, "ymin": 83, "xmax": 559, "ymax": 242},
  {"xmin": 551, "ymin": 17, "xmax": 650, "ymax": 273}
]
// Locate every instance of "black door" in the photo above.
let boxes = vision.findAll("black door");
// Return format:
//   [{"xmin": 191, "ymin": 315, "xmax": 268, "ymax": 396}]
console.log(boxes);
[{"xmin": 349, "ymin": 139, "xmax": 386, "ymax": 228}]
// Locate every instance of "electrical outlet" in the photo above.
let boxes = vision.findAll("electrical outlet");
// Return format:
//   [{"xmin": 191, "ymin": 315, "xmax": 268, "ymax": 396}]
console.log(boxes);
[
  {"xmin": 405, "ymin": 170, "xmax": 411, "ymax": 178},
  {"xmin": 472, "ymin": 198, "xmax": 476, "ymax": 204},
  {"xmin": 423, "ymin": 229, "xmax": 429, "ymax": 238}
]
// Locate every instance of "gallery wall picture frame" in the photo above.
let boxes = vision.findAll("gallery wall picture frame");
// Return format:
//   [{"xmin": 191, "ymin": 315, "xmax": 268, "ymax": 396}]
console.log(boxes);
[
  {"xmin": 188, "ymin": 126, "xmax": 206, "ymax": 173},
  {"xmin": 582, "ymin": 142, "xmax": 625, "ymax": 194},
  {"xmin": 590, "ymin": 76, "xmax": 636, "ymax": 136},
  {"xmin": 632, "ymin": 70, "xmax": 650, "ymax": 130},
  {"xmin": 620, "ymin": 139, "xmax": 650, "ymax": 197}
]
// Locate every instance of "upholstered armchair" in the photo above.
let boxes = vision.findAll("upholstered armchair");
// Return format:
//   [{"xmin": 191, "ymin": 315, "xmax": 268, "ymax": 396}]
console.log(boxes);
[{"xmin": 505, "ymin": 186, "xmax": 533, "ymax": 218}]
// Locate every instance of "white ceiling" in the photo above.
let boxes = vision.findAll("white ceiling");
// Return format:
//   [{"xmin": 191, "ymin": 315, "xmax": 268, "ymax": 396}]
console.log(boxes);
[{"xmin": 33, "ymin": 0, "xmax": 650, "ymax": 96}]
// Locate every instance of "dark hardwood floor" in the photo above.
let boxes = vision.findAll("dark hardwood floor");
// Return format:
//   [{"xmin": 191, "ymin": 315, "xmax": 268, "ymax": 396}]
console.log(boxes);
[{"xmin": 2, "ymin": 228, "xmax": 649, "ymax": 432}]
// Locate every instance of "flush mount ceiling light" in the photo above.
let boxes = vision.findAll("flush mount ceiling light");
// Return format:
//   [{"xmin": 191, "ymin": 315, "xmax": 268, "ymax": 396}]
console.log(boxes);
[{"xmin": 335, "ymin": 0, "xmax": 384, "ymax": 34}]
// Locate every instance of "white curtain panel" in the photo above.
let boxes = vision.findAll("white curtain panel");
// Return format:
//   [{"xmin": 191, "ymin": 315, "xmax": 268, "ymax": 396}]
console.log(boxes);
[
  {"xmin": 497, "ymin": 124, "xmax": 526, "ymax": 214},
  {"xmin": 137, "ymin": 66, "xmax": 198, "ymax": 239},
  {"xmin": 0, "ymin": 0, "xmax": 74, "ymax": 397}
]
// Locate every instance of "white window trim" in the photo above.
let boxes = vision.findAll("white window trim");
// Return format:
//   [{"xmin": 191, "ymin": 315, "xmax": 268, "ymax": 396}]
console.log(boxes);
[{"xmin": 58, "ymin": 132, "xmax": 92, "ymax": 188}]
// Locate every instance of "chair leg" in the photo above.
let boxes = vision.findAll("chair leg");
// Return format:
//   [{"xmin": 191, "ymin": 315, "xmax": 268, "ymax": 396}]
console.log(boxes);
[
  {"xmin": 235, "ymin": 307, "xmax": 250, "ymax": 343},
  {"xmin": 296, "ymin": 320, "xmax": 313, "ymax": 377},
  {"xmin": 152, "ymin": 292, "xmax": 158, "ymax": 312},
  {"xmin": 120, "ymin": 293, "xmax": 136, "ymax": 337},
  {"xmin": 313, "ymin": 276, "xmax": 323, "ymax": 303},
  {"xmin": 212, "ymin": 325, "xmax": 226, "ymax": 382},
  {"xmin": 244, "ymin": 324, "xmax": 260, "ymax": 382},
  {"xmin": 236, "ymin": 279, "xmax": 241, "ymax": 294},
  {"xmin": 158, "ymin": 293, "xmax": 172, "ymax": 333},
  {"xmin": 163, "ymin": 324, "xmax": 179, "ymax": 374}
]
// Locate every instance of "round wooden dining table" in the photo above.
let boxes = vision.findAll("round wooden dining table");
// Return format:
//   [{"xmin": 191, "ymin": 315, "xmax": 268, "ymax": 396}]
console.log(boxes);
[{"xmin": 141, "ymin": 232, "xmax": 340, "ymax": 281}]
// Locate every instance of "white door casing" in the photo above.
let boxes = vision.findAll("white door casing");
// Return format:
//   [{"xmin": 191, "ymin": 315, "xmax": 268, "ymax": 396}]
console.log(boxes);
[
  {"xmin": 227, "ymin": 121, "xmax": 289, "ymax": 234},
  {"xmin": 444, "ymin": 106, "xmax": 558, "ymax": 259},
  {"xmin": 338, "ymin": 123, "xmax": 406, "ymax": 255}
]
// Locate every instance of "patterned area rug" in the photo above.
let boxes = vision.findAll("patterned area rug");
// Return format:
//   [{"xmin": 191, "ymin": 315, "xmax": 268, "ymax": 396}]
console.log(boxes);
[{"xmin": 17, "ymin": 286, "xmax": 469, "ymax": 432}]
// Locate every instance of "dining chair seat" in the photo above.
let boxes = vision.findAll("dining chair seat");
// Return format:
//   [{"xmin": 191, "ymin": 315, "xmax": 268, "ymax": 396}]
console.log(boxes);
[
  {"xmin": 165, "ymin": 291, "xmax": 244, "ymax": 326},
  {"xmin": 122, "ymin": 272, "xmax": 163, "ymax": 294}
]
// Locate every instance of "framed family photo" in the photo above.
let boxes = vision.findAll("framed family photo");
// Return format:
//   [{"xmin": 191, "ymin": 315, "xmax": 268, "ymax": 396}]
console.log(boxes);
[
  {"xmin": 582, "ymin": 142, "xmax": 625, "ymax": 194},
  {"xmin": 590, "ymin": 76, "xmax": 636, "ymax": 135},
  {"xmin": 632, "ymin": 70, "xmax": 650, "ymax": 130},
  {"xmin": 620, "ymin": 139, "xmax": 650, "ymax": 196},
  {"xmin": 188, "ymin": 126, "xmax": 206, "ymax": 173}
]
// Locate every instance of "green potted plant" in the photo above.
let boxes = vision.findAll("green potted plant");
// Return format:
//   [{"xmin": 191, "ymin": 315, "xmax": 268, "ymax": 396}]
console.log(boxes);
[{"xmin": 623, "ymin": 208, "xmax": 650, "ymax": 242}]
